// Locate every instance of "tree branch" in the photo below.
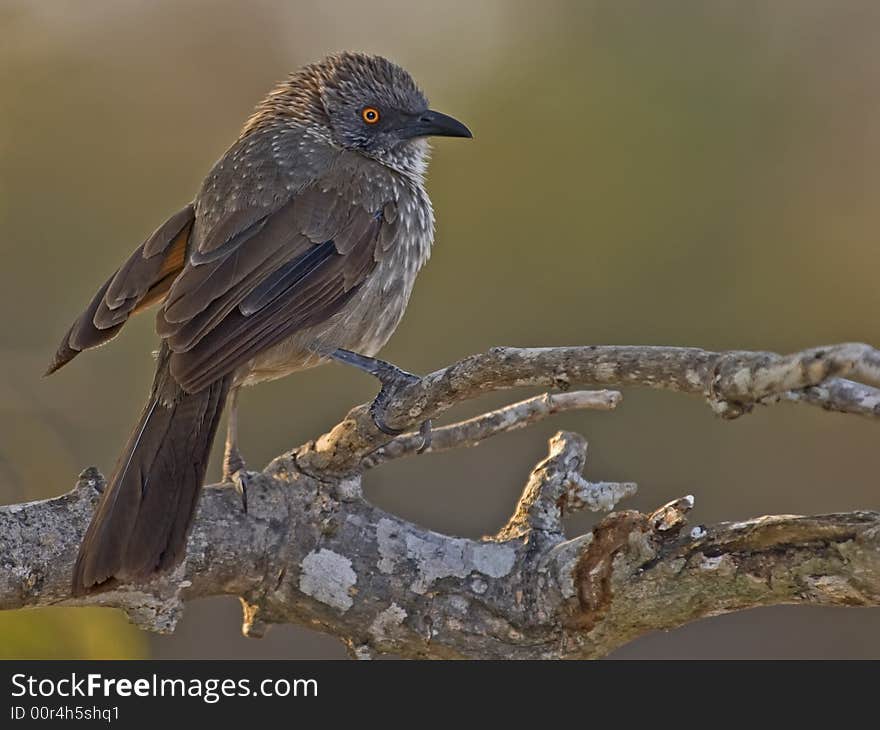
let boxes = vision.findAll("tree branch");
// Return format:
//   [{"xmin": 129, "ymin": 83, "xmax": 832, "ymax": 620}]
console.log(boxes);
[
  {"xmin": 2, "ymin": 342, "xmax": 878, "ymax": 658},
  {"xmin": 296, "ymin": 342, "xmax": 880, "ymax": 476},
  {"xmin": 363, "ymin": 389, "xmax": 621, "ymax": 468}
]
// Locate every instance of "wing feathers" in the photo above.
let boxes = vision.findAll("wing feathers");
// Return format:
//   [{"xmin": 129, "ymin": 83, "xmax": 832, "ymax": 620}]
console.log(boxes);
[
  {"xmin": 46, "ymin": 204, "xmax": 194, "ymax": 375},
  {"xmin": 47, "ymin": 181, "xmax": 399, "ymax": 392},
  {"xmin": 239, "ymin": 240, "xmax": 338, "ymax": 316},
  {"xmin": 160, "ymin": 187, "xmax": 393, "ymax": 393}
]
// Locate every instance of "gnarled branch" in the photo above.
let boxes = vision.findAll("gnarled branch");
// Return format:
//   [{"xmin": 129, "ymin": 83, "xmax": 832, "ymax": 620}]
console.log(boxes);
[
  {"xmin": 1, "ymin": 342, "xmax": 879, "ymax": 659},
  {"xmin": 296, "ymin": 342, "xmax": 880, "ymax": 476}
]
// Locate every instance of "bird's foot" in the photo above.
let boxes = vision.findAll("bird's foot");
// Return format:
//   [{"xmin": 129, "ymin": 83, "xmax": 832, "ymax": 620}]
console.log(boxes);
[
  {"xmin": 330, "ymin": 349, "xmax": 432, "ymax": 452},
  {"xmin": 223, "ymin": 453, "xmax": 254, "ymax": 514}
]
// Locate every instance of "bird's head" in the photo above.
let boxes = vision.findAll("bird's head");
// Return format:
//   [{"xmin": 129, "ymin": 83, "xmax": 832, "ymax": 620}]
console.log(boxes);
[
  {"xmin": 244, "ymin": 52, "xmax": 471, "ymax": 174},
  {"xmin": 318, "ymin": 52, "xmax": 471, "ymax": 155}
]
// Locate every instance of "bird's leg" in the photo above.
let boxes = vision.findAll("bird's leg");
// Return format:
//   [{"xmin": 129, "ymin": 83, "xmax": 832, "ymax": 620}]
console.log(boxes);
[
  {"xmin": 330, "ymin": 349, "xmax": 432, "ymax": 452},
  {"xmin": 222, "ymin": 386, "xmax": 250, "ymax": 513}
]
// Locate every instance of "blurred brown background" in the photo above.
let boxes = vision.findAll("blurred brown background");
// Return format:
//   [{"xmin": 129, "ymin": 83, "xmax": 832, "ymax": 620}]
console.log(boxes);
[{"xmin": 1, "ymin": 0, "xmax": 878, "ymax": 659}]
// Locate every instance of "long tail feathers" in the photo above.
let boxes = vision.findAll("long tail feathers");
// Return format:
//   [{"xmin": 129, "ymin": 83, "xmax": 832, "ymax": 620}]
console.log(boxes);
[{"xmin": 72, "ymin": 347, "xmax": 229, "ymax": 595}]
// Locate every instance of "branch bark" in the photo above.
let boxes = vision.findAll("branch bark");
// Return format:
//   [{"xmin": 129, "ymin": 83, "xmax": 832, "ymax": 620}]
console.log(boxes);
[
  {"xmin": 295, "ymin": 342, "xmax": 880, "ymax": 477},
  {"xmin": 2, "ymin": 342, "xmax": 879, "ymax": 659}
]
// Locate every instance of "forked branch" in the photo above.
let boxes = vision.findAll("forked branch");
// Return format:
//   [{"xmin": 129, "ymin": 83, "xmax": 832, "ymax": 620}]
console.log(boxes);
[{"xmin": 1, "ymin": 342, "xmax": 878, "ymax": 658}]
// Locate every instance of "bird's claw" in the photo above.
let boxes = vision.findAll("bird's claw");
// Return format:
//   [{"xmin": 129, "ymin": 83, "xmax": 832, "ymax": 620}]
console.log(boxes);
[
  {"xmin": 223, "ymin": 453, "xmax": 253, "ymax": 514},
  {"xmin": 330, "ymin": 349, "xmax": 432, "ymax": 451},
  {"xmin": 227, "ymin": 470, "xmax": 257, "ymax": 514},
  {"xmin": 368, "ymin": 365, "xmax": 424, "ymax": 437},
  {"xmin": 416, "ymin": 418, "xmax": 433, "ymax": 454},
  {"xmin": 368, "ymin": 403, "xmax": 432, "ymax": 453},
  {"xmin": 369, "ymin": 404, "xmax": 406, "ymax": 436}
]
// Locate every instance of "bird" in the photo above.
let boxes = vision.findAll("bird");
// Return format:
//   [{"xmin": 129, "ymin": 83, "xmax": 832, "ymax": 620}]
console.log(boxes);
[{"xmin": 46, "ymin": 51, "xmax": 472, "ymax": 596}]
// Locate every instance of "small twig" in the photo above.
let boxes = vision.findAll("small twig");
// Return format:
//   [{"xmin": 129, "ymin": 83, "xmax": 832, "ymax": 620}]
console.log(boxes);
[
  {"xmin": 363, "ymin": 389, "xmax": 621, "ymax": 468},
  {"xmin": 497, "ymin": 431, "xmax": 637, "ymax": 541},
  {"xmin": 649, "ymin": 495, "xmax": 695, "ymax": 533}
]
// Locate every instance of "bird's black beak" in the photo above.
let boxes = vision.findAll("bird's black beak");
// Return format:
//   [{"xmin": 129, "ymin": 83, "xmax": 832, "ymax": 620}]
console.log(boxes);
[{"xmin": 402, "ymin": 109, "xmax": 472, "ymax": 140}]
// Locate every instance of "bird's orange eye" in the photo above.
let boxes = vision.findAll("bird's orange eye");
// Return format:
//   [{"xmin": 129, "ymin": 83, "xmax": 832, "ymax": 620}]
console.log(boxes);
[{"xmin": 362, "ymin": 107, "xmax": 380, "ymax": 124}]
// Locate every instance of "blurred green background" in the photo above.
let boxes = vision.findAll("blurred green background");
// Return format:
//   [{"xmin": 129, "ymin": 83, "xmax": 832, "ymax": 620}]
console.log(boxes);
[{"xmin": 1, "ymin": 0, "xmax": 878, "ymax": 659}]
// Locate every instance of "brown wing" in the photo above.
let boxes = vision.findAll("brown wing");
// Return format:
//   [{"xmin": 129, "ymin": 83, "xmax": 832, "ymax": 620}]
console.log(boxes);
[
  {"xmin": 45, "ymin": 204, "xmax": 194, "ymax": 375},
  {"xmin": 158, "ymin": 186, "xmax": 394, "ymax": 394}
]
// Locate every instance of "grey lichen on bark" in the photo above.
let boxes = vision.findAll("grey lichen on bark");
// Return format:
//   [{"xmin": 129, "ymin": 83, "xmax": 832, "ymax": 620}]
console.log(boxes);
[{"xmin": 1, "ymin": 342, "xmax": 879, "ymax": 658}]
